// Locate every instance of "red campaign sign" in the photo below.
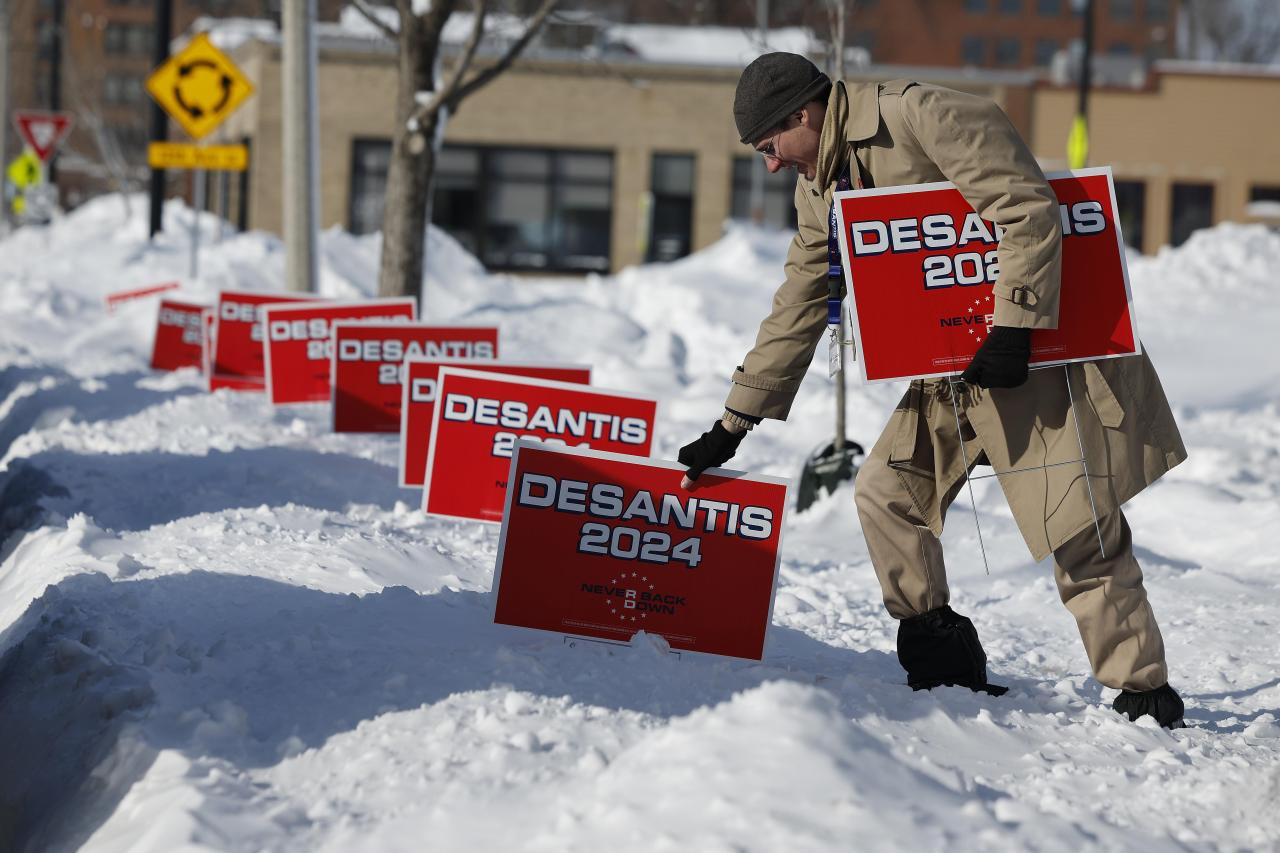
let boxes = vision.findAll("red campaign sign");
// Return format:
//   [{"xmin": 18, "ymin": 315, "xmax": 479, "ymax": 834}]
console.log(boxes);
[
  {"xmin": 834, "ymin": 167, "xmax": 1140, "ymax": 383},
  {"xmin": 209, "ymin": 290, "xmax": 319, "ymax": 392},
  {"xmin": 150, "ymin": 299, "xmax": 208, "ymax": 371},
  {"xmin": 106, "ymin": 281, "xmax": 180, "ymax": 312},
  {"xmin": 423, "ymin": 368, "xmax": 658, "ymax": 523},
  {"xmin": 13, "ymin": 110, "xmax": 73, "ymax": 162},
  {"xmin": 493, "ymin": 442, "xmax": 789, "ymax": 660},
  {"xmin": 399, "ymin": 359, "xmax": 592, "ymax": 488},
  {"xmin": 263, "ymin": 299, "xmax": 418, "ymax": 405},
  {"xmin": 331, "ymin": 323, "xmax": 500, "ymax": 433}
]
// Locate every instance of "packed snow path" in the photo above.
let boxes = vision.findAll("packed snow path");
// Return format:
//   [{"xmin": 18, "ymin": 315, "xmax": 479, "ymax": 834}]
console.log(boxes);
[{"xmin": 1, "ymin": 199, "xmax": 1278, "ymax": 851}]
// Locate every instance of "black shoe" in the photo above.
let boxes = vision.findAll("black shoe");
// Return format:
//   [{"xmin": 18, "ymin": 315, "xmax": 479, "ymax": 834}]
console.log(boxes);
[
  {"xmin": 1112, "ymin": 683, "xmax": 1185, "ymax": 728},
  {"xmin": 897, "ymin": 605, "xmax": 1008, "ymax": 696}
]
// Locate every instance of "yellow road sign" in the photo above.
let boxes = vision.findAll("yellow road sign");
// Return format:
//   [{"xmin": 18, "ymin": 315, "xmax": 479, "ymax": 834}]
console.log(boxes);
[
  {"xmin": 6, "ymin": 149, "xmax": 42, "ymax": 189},
  {"xmin": 146, "ymin": 33, "xmax": 255, "ymax": 140},
  {"xmin": 1067, "ymin": 115, "xmax": 1090, "ymax": 170},
  {"xmin": 148, "ymin": 142, "xmax": 249, "ymax": 171}
]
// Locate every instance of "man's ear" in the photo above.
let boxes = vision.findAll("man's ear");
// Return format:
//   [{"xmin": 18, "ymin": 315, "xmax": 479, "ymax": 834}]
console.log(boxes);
[{"xmin": 796, "ymin": 106, "xmax": 815, "ymax": 129}]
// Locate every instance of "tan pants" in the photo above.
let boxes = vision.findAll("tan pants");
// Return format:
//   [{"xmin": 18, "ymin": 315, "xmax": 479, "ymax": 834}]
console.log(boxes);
[{"xmin": 854, "ymin": 430, "xmax": 1169, "ymax": 692}]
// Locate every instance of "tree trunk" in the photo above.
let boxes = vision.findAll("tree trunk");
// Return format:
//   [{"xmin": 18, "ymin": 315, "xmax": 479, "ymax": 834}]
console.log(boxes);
[{"xmin": 377, "ymin": 15, "xmax": 440, "ymax": 299}]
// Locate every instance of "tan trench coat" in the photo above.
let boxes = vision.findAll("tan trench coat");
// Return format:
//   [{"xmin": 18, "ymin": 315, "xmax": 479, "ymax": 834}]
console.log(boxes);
[{"xmin": 725, "ymin": 80, "xmax": 1187, "ymax": 561}]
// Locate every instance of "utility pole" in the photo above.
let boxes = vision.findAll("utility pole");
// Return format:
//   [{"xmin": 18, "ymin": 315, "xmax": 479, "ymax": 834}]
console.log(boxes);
[
  {"xmin": 282, "ymin": 0, "xmax": 318, "ymax": 292},
  {"xmin": 148, "ymin": 0, "xmax": 173, "ymax": 238}
]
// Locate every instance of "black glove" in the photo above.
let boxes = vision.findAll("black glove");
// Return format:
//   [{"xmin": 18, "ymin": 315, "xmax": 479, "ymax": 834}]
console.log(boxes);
[
  {"xmin": 678, "ymin": 420, "xmax": 745, "ymax": 482},
  {"xmin": 960, "ymin": 326, "xmax": 1032, "ymax": 389}
]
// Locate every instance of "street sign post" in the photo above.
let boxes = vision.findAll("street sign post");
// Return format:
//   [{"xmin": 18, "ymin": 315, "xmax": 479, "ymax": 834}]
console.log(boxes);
[{"xmin": 145, "ymin": 32, "xmax": 255, "ymax": 277}]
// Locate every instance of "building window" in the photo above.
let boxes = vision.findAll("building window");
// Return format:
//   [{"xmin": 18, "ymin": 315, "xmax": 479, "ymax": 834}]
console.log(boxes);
[
  {"xmin": 351, "ymin": 141, "xmax": 616, "ymax": 272},
  {"xmin": 1034, "ymin": 38, "xmax": 1058, "ymax": 65},
  {"xmin": 1112, "ymin": 180, "xmax": 1145, "ymax": 250},
  {"xmin": 434, "ymin": 147, "xmax": 481, "ymax": 256},
  {"xmin": 104, "ymin": 74, "xmax": 145, "ymax": 105},
  {"xmin": 961, "ymin": 35, "xmax": 986, "ymax": 65},
  {"xmin": 730, "ymin": 158, "xmax": 797, "ymax": 230},
  {"xmin": 1037, "ymin": 0, "xmax": 1062, "ymax": 14},
  {"xmin": 104, "ymin": 23, "xmax": 153, "ymax": 55},
  {"xmin": 1146, "ymin": 0, "xmax": 1169, "ymax": 22},
  {"xmin": 648, "ymin": 153, "xmax": 695, "ymax": 263},
  {"xmin": 1170, "ymin": 183, "xmax": 1213, "ymax": 247},
  {"xmin": 425, "ymin": 146, "xmax": 614, "ymax": 273},
  {"xmin": 994, "ymin": 37, "xmax": 1021, "ymax": 65},
  {"xmin": 1109, "ymin": 0, "xmax": 1134, "ymax": 21},
  {"xmin": 1250, "ymin": 185, "xmax": 1280, "ymax": 203},
  {"xmin": 999, "ymin": 0, "xmax": 1022, "ymax": 14},
  {"xmin": 964, "ymin": 0, "xmax": 987, "ymax": 12},
  {"xmin": 348, "ymin": 139, "xmax": 391, "ymax": 236}
]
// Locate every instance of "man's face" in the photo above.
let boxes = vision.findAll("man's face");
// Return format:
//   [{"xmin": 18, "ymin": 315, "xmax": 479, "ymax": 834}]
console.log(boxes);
[{"xmin": 752, "ymin": 102, "xmax": 825, "ymax": 181}]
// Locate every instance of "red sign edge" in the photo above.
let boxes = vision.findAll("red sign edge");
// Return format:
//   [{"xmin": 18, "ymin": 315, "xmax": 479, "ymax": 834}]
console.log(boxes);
[
  {"xmin": 833, "ymin": 165, "xmax": 1143, "ymax": 385},
  {"xmin": 490, "ymin": 439, "xmax": 792, "ymax": 662},
  {"xmin": 261, "ymin": 298, "xmax": 417, "ymax": 406},
  {"xmin": 419, "ymin": 366, "xmax": 660, "ymax": 524},
  {"xmin": 397, "ymin": 357, "xmax": 594, "ymax": 489}
]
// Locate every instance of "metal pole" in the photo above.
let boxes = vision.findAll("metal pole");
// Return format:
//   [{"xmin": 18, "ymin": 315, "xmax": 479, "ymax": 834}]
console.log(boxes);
[
  {"xmin": 1078, "ymin": 0, "xmax": 1094, "ymax": 120},
  {"xmin": 47, "ymin": 0, "xmax": 62, "ymax": 184},
  {"xmin": 282, "ymin": 0, "xmax": 318, "ymax": 292},
  {"xmin": 217, "ymin": 168, "xmax": 229, "ymax": 242},
  {"xmin": 748, "ymin": 0, "xmax": 768, "ymax": 224},
  {"xmin": 148, "ymin": 0, "xmax": 173, "ymax": 238},
  {"xmin": 948, "ymin": 382, "xmax": 991, "ymax": 576},
  {"xmin": 190, "ymin": 167, "xmax": 203, "ymax": 278},
  {"xmin": 0, "ymin": 0, "xmax": 10, "ymax": 232}
]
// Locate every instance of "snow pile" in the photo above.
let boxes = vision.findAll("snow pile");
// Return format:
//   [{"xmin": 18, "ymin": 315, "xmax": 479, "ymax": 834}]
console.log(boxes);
[{"xmin": 1, "ymin": 198, "xmax": 1279, "ymax": 851}]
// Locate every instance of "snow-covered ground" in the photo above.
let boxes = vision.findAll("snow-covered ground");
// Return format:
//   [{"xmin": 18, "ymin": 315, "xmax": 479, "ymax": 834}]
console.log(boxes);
[{"xmin": 1, "ymin": 196, "xmax": 1278, "ymax": 852}]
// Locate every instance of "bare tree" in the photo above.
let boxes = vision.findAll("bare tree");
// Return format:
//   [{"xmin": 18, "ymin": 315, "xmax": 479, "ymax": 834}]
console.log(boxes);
[
  {"xmin": 351, "ymin": 0, "xmax": 559, "ymax": 299},
  {"xmin": 1181, "ymin": 0, "xmax": 1280, "ymax": 64}
]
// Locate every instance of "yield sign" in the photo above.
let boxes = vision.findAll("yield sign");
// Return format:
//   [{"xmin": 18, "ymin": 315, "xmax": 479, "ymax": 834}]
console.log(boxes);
[{"xmin": 12, "ymin": 111, "xmax": 74, "ymax": 163}]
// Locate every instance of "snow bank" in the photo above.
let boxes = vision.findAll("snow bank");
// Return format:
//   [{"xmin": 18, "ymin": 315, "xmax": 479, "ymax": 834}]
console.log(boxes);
[{"xmin": 1, "ymin": 200, "xmax": 1279, "ymax": 851}]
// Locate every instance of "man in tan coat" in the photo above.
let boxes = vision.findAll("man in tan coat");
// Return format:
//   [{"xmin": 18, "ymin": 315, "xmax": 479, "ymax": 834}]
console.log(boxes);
[{"xmin": 678, "ymin": 52, "xmax": 1187, "ymax": 727}]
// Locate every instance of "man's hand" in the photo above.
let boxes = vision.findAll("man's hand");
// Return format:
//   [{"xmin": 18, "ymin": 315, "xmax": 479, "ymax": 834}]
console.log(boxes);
[
  {"xmin": 678, "ymin": 419, "xmax": 746, "ymax": 489},
  {"xmin": 960, "ymin": 326, "xmax": 1032, "ymax": 389}
]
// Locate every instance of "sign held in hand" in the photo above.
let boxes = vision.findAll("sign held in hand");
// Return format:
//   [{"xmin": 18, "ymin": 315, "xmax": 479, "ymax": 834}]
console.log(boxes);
[
  {"xmin": 833, "ymin": 167, "xmax": 1140, "ymax": 383},
  {"xmin": 493, "ymin": 442, "xmax": 789, "ymax": 660}
]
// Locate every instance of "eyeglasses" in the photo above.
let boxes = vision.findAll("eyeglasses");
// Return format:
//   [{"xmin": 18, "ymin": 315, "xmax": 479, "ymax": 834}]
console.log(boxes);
[
  {"xmin": 756, "ymin": 127, "xmax": 785, "ymax": 163},
  {"xmin": 755, "ymin": 114, "xmax": 797, "ymax": 164}
]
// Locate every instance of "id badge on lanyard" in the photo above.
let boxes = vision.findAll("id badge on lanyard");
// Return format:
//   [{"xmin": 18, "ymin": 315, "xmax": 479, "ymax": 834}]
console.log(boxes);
[{"xmin": 827, "ymin": 164, "xmax": 855, "ymax": 378}]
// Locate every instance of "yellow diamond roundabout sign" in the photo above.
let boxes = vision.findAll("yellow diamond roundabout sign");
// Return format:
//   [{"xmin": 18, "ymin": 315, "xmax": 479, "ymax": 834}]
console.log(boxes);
[{"xmin": 146, "ymin": 33, "xmax": 255, "ymax": 140}]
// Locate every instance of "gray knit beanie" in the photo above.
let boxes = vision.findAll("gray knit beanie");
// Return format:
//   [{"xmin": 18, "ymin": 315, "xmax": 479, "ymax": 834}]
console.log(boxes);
[{"xmin": 734, "ymin": 52, "xmax": 832, "ymax": 145}]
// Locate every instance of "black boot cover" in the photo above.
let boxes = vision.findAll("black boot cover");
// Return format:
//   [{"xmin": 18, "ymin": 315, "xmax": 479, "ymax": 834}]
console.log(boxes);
[
  {"xmin": 897, "ymin": 605, "xmax": 1008, "ymax": 696},
  {"xmin": 1112, "ymin": 683, "xmax": 1185, "ymax": 728}
]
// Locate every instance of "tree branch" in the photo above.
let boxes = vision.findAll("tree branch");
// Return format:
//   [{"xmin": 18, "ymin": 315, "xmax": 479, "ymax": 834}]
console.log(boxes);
[
  {"xmin": 419, "ymin": 0, "xmax": 489, "ymax": 116},
  {"xmin": 351, "ymin": 0, "xmax": 399, "ymax": 40},
  {"xmin": 445, "ymin": 0, "xmax": 559, "ymax": 110}
]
